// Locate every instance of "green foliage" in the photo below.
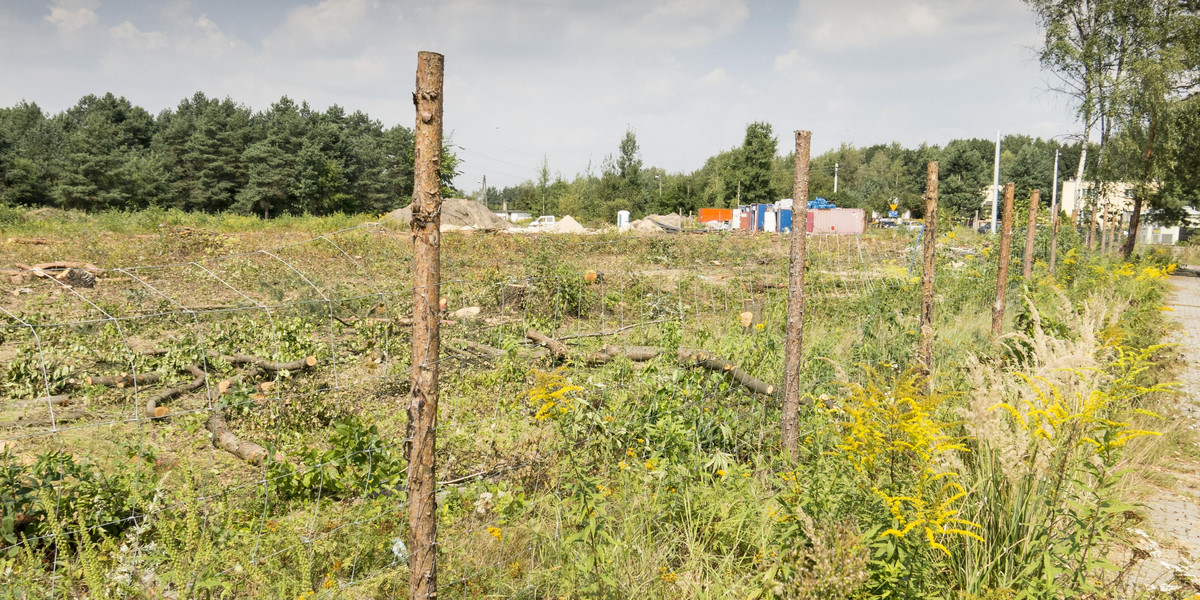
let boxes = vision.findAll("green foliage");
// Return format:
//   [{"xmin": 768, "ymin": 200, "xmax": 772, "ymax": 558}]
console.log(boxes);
[
  {"xmin": 267, "ymin": 416, "xmax": 405, "ymax": 502},
  {"xmin": 0, "ymin": 449, "xmax": 141, "ymax": 554}
]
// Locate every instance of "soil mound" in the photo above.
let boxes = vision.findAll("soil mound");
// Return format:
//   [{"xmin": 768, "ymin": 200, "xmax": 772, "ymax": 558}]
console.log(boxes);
[
  {"xmin": 387, "ymin": 198, "xmax": 510, "ymax": 230},
  {"xmin": 549, "ymin": 215, "xmax": 586, "ymax": 233}
]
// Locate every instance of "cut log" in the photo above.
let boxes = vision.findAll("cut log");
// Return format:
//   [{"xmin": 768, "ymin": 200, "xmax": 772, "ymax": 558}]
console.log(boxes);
[
  {"xmin": 526, "ymin": 329, "xmax": 571, "ymax": 360},
  {"xmin": 206, "ymin": 408, "xmax": 268, "ymax": 465},
  {"xmin": 212, "ymin": 353, "xmax": 317, "ymax": 373},
  {"xmin": 86, "ymin": 372, "xmax": 163, "ymax": 388},
  {"xmin": 677, "ymin": 348, "xmax": 779, "ymax": 398},
  {"xmin": 146, "ymin": 365, "xmax": 207, "ymax": 419},
  {"xmin": 598, "ymin": 345, "xmax": 661, "ymax": 362}
]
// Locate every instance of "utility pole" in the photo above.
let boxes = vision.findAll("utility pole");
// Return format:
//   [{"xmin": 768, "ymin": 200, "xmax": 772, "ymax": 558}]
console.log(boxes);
[
  {"xmin": 834, "ymin": 162, "xmax": 839, "ymax": 194},
  {"xmin": 481, "ymin": 174, "xmax": 487, "ymax": 209},
  {"xmin": 990, "ymin": 131, "xmax": 1001, "ymax": 233}
]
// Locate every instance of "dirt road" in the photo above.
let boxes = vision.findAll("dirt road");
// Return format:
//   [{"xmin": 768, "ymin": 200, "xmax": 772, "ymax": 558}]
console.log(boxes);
[{"xmin": 1132, "ymin": 265, "xmax": 1200, "ymax": 594}]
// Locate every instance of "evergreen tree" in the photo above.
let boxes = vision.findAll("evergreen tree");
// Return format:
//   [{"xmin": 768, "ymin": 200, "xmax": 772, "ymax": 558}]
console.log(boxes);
[{"xmin": 738, "ymin": 122, "xmax": 776, "ymax": 204}]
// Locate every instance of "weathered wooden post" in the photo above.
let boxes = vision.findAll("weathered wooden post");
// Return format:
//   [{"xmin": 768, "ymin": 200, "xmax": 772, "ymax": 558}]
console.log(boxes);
[
  {"xmin": 992, "ymin": 183, "xmax": 1015, "ymax": 337},
  {"xmin": 919, "ymin": 161, "xmax": 938, "ymax": 373},
  {"xmin": 408, "ymin": 50, "xmax": 443, "ymax": 600},
  {"xmin": 781, "ymin": 130, "xmax": 810, "ymax": 459},
  {"xmin": 1022, "ymin": 189, "xmax": 1039, "ymax": 279}
]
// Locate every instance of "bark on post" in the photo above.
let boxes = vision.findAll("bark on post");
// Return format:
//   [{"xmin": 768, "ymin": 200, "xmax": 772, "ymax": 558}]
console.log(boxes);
[
  {"xmin": 992, "ymin": 183, "xmax": 1015, "ymax": 337},
  {"xmin": 781, "ymin": 130, "xmax": 810, "ymax": 460},
  {"xmin": 408, "ymin": 50, "xmax": 443, "ymax": 600},
  {"xmin": 919, "ymin": 161, "xmax": 938, "ymax": 374},
  {"xmin": 1022, "ymin": 189, "xmax": 1039, "ymax": 279}
]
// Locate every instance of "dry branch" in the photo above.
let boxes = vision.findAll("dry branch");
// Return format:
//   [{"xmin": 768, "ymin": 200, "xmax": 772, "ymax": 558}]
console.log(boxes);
[
  {"xmin": 678, "ymin": 348, "xmax": 779, "ymax": 398},
  {"xmin": 206, "ymin": 408, "xmax": 268, "ymax": 465},
  {"xmin": 553, "ymin": 319, "xmax": 673, "ymax": 341},
  {"xmin": 526, "ymin": 329, "xmax": 571, "ymax": 360},
  {"xmin": 86, "ymin": 372, "xmax": 163, "ymax": 388},
  {"xmin": 523, "ymin": 329, "xmax": 777, "ymax": 397},
  {"xmin": 212, "ymin": 353, "xmax": 317, "ymax": 373},
  {"xmin": 146, "ymin": 365, "xmax": 206, "ymax": 419}
]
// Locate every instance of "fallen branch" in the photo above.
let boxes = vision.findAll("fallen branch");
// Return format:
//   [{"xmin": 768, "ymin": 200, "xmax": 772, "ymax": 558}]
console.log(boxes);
[
  {"xmin": 206, "ymin": 407, "xmax": 269, "ymax": 465},
  {"xmin": 526, "ymin": 329, "xmax": 572, "ymax": 360},
  {"xmin": 597, "ymin": 344, "xmax": 661, "ymax": 362},
  {"xmin": 677, "ymin": 348, "xmax": 779, "ymax": 398},
  {"xmin": 523, "ymin": 331, "xmax": 778, "ymax": 397},
  {"xmin": 554, "ymin": 319, "xmax": 673, "ymax": 341},
  {"xmin": 146, "ymin": 365, "xmax": 207, "ymax": 419},
  {"xmin": 86, "ymin": 372, "xmax": 163, "ymax": 389},
  {"xmin": 211, "ymin": 353, "xmax": 317, "ymax": 373}
]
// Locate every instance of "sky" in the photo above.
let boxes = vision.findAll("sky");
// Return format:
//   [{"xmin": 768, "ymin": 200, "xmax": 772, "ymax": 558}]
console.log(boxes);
[{"xmin": 0, "ymin": 0, "xmax": 1079, "ymax": 191}]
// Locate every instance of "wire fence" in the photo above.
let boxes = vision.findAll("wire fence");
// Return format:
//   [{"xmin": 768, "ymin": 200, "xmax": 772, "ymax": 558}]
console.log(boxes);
[{"xmin": 0, "ymin": 212, "xmax": 1014, "ymax": 598}]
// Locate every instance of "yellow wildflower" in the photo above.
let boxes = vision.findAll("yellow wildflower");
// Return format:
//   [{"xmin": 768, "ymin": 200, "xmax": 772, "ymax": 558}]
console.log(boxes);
[{"xmin": 487, "ymin": 526, "xmax": 502, "ymax": 541}]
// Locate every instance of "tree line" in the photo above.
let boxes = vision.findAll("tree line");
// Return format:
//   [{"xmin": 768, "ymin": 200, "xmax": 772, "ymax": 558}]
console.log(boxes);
[
  {"xmin": 0, "ymin": 92, "xmax": 460, "ymax": 217},
  {"xmin": 481, "ymin": 125, "xmax": 1104, "ymax": 224}
]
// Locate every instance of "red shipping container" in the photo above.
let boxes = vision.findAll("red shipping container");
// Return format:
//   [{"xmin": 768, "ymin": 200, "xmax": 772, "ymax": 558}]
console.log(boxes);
[{"xmin": 805, "ymin": 208, "xmax": 866, "ymax": 234}]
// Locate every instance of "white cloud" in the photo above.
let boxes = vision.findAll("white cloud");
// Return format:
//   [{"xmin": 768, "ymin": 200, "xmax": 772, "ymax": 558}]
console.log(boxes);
[
  {"xmin": 110, "ymin": 21, "xmax": 168, "ymax": 51},
  {"xmin": 700, "ymin": 67, "xmax": 728, "ymax": 85},
  {"xmin": 794, "ymin": 0, "xmax": 947, "ymax": 50},
  {"xmin": 263, "ymin": 0, "xmax": 379, "ymax": 52},
  {"xmin": 45, "ymin": 0, "xmax": 99, "ymax": 34}
]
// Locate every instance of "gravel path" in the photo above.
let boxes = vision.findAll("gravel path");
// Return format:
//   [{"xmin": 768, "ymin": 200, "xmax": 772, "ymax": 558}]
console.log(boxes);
[{"xmin": 1132, "ymin": 265, "xmax": 1200, "ymax": 593}]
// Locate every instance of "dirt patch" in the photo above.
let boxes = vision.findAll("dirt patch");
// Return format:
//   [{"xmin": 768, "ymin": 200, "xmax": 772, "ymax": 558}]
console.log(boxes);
[{"xmin": 387, "ymin": 198, "xmax": 510, "ymax": 231}]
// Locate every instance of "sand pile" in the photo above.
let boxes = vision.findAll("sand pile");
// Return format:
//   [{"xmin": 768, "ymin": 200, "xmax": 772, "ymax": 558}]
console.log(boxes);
[
  {"xmin": 548, "ymin": 215, "xmax": 586, "ymax": 233},
  {"xmin": 387, "ymin": 198, "xmax": 510, "ymax": 230},
  {"xmin": 626, "ymin": 214, "xmax": 681, "ymax": 233}
]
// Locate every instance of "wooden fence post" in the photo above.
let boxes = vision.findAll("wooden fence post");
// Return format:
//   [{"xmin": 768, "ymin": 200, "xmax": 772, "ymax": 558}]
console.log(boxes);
[
  {"xmin": 1022, "ymin": 189, "xmax": 1039, "ymax": 279},
  {"xmin": 781, "ymin": 130, "xmax": 810, "ymax": 459},
  {"xmin": 919, "ymin": 161, "xmax": 938, "ymax": 374},
  {"xmin": 992, "ymin": 183, "xmax": 1015, "ymax": 337},
  {"xmin": 408, "ymin": 50, "xmax": 444, "ymax": 600}
]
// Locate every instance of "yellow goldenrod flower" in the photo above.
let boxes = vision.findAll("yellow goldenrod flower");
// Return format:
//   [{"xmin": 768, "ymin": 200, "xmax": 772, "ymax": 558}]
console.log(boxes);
[{"xmin": 487, "ymin": 526, "xmax": 502, "ymax": 541}]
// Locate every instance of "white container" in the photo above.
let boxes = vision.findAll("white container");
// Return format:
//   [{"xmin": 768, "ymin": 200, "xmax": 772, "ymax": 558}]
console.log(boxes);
[
  {"xmin": 764, "ymin": 209, "xmax": 777, "ymax": 233},
  {"xmin": 731, "ymin": 208, "xmax": 741, "ymax": 230},
  {"xmin": 617, "ymin": 210, "xmax": 630, "ymax": 230}
]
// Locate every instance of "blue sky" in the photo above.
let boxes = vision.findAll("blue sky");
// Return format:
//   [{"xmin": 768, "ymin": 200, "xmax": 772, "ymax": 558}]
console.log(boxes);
[{"xmin": 0, "ymin": 0, "xmax": 1078, "ymax": 191}]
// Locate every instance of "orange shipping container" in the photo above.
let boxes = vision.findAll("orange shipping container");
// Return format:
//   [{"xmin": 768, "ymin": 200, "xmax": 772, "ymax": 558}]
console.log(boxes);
[{"xmin": 698, "ymin": 208, "xmax": 733, "ymax": 223}]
